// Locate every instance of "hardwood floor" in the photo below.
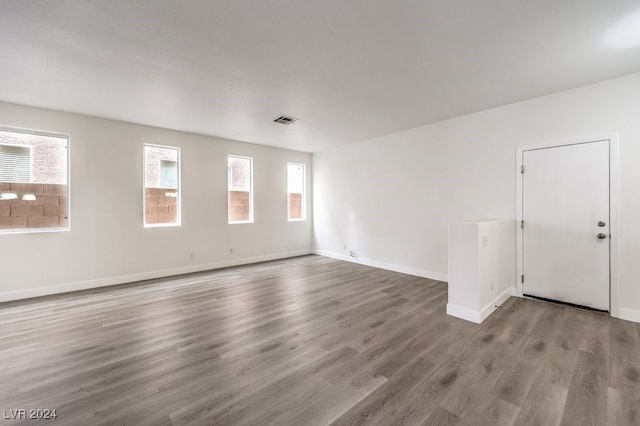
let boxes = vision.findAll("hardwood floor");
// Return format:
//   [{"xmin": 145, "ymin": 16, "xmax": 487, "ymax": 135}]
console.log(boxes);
[{"xmin": 1, "ymin": 255, "xmax": 639, "ymax": 425}]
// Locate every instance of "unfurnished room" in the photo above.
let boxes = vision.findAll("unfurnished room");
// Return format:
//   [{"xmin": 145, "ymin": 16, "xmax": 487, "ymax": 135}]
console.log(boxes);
[{"xmin": 1, "ymin": 1, "xmax": 640, "ymax": 425}]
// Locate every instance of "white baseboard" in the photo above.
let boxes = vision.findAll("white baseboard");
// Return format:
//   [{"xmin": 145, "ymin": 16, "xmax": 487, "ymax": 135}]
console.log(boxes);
[
  {"xmin": 479, "ymin": 288, "xmax": 512, "ymax": 322},
  {"xmin": 446, "ymin": 304, "xmax": 482, "ymax": 323},
  {"xmin": 313, "ymin": 249, "xmax": 448, "ymax": 282},
  {"xmin": 0, "ymin": 249, "xmax": 312, "ymax": 303},
  {"xmin": 446, "ymin": 288, "xmax": 512, "ymax": 324},
  {"xmin": 616, "ymin": 308, "xmax": 640, "ymax": 324}
]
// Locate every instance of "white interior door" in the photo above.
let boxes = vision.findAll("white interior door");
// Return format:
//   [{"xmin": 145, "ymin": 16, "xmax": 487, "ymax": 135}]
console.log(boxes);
[{"xmin": 522, "ymin": 141, "xmax": 610, "ymax": 311}]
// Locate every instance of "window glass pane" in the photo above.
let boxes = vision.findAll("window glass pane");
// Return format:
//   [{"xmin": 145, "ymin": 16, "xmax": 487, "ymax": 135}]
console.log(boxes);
[
  {"xmin": 0, "ymin": 129, "xmax": 69, "ymax": 232},
  {"xmin": 228, "ymin": 156, "xmax": 253, "ymax": 223},
  {"xmin": 160, "ymin": 160, "xmax": 178, "ymax": 188},
  {"xmin": 144, "ymin": 145, "xmax": 180, "ymax": 226},
  {"xmin": 287, "ymin": 163, "xmax": 305, "ymax": 220}
]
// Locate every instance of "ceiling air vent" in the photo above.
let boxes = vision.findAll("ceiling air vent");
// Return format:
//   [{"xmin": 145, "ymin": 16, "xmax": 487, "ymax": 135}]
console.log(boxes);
[{"xmin": 273, "ymin": 115, "xmax": 299, "ymax": 125}]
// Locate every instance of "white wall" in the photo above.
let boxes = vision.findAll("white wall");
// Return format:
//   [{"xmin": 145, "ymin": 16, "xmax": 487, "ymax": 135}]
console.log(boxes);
[
  {"xmin": 0, "ymin": 101, "xmax": 312, "ymax": 301},
  {"xmin": 313, "ymin": 72, "xmax": 640, "ymax": 322}
]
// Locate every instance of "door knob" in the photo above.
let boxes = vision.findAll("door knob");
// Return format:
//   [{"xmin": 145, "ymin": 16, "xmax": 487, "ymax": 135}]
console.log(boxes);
[
  {"xmin": 597, "ymin": 233, "xmax": 607, "ymax": 239},
  {"xmin": 597, "ymin": 221, "xmax": 606, "ymax": 227}
]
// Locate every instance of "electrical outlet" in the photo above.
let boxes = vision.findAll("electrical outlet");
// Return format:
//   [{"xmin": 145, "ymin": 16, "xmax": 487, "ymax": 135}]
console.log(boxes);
[
  {"xmin": 229, "ymin": 248, "xmax": 233, "ymax": 254},
  {"xmin": 490, "ymin": 281, "xmax": 494, "ymax": 290},
  {"xmin": 189, "ymin": 252, "xmax": 196, "ymax": 260}
]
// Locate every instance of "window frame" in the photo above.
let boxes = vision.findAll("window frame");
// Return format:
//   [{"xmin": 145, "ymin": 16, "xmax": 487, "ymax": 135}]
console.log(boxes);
[
  {"xmin": 287, "ymin": 162, "xmax": 306, "ymax": 222},
  {"xmin": 143, "ymin": 143, "xmax": 181, "ymax": 228},
  {"xmin": 227, "ymin": 155, "xmax": 254, "ymax": 224},
  {"xmin": 0, "ymin": 126, "xmax": 70, "ymax": 235}
]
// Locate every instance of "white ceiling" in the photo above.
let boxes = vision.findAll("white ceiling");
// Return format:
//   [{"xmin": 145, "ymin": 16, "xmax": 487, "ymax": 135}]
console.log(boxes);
[{"xmin": 1, "ymin": 1, "xmax": 640, "ymax": 153}]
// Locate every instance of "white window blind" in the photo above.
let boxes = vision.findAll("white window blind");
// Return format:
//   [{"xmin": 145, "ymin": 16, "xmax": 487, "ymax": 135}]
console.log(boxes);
[{"xmin": 0, "ymin": 144, "xmax": 31, "ymax": 182}]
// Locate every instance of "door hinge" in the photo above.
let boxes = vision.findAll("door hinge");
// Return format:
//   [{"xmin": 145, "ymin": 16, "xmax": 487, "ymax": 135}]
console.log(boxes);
[
  {"xmin": 521, "ymin": 275, "xmax": 525, "ymax": 283},
  {"xmin": 520, "ymin": 220, "xmax": 524, "ymax": 229},
  {"xmin": 521, "ymin": 165, "xmax": 525, "ymax": 174}
]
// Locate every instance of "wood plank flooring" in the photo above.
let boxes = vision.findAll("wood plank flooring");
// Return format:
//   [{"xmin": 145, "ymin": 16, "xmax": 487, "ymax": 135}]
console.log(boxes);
[{"xmin": 1, "ymin": 255, "xmax": 639, "ymax": 425}]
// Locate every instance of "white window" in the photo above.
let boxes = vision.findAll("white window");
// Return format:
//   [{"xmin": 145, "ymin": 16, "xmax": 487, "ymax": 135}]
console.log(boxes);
[
  {"xmin": 144, "ymin": 144, "xmax": 180, "ymax": 227},
  {"xmin": 228, "ymin": 155, "xmax": 253, "ymax": 223},
  {"xmin": 287, "ymin": 163, "xmax": 306, "ymax": 221},
  {"xmin": 0, "ymin": 128, "xmax": 69, "ymax": 233}
]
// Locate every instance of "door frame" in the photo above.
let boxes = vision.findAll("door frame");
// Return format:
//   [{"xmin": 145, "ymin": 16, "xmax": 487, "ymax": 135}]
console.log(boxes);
[{"xmin": 515, "ymin": 135, "xmax": 619, "ymax": 316}]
